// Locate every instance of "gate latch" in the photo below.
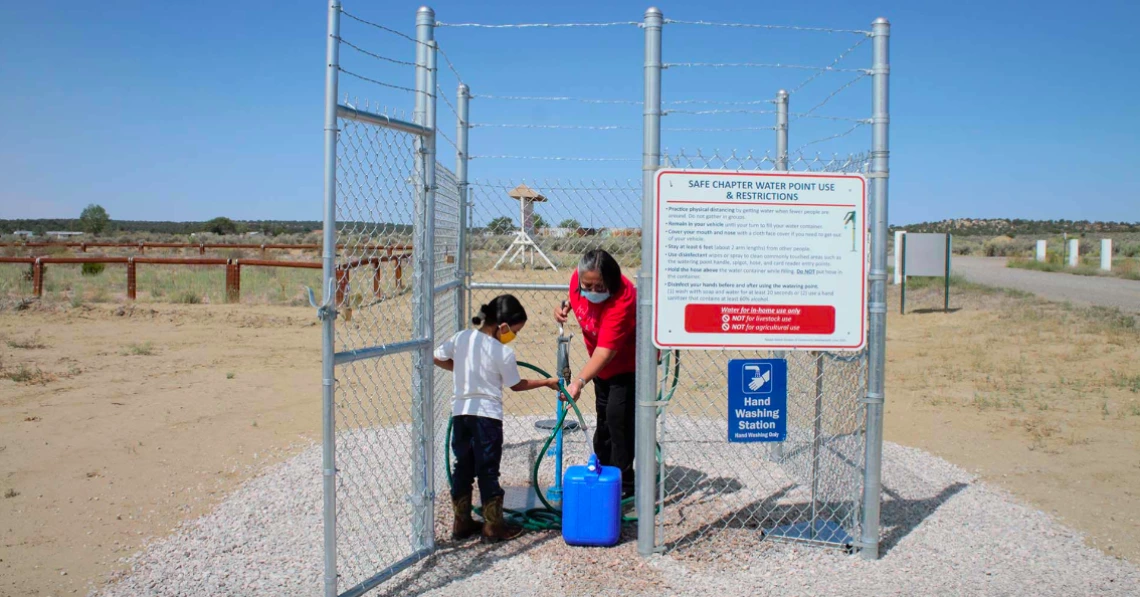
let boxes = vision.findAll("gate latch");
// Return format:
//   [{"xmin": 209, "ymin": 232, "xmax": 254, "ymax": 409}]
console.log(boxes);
[{"xmin": 306, "ymin": 279, "xmax": 338, "ymax": 321}]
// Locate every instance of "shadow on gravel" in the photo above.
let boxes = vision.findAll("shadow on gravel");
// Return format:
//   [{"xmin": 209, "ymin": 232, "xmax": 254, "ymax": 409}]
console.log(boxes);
[
  {"xmin": 659, "ymin": 480, "xmax": 968, "ymax": 557},
  {"xmin": 374, "ymin": 531, "xmax": 558, "ymax": 597},
  {"xmin": 878, "ymin": 481, "xmax": 968, "ymax": 555}
]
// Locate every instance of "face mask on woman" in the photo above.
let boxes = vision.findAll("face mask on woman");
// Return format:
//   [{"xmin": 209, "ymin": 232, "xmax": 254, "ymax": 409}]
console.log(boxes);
[
  {"xmin": 497, "ymin": 323, "xmax": 517, "ymax": 344},
  {"xmin": 580, "ymin": 289, "xmax": 610, "ymax": 304}
]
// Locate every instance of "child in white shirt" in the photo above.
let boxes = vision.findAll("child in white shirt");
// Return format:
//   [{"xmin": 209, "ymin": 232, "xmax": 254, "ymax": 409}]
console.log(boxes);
[{"xmin": 434, "ymin": 294, "xmax": 556, "ymax": 542}]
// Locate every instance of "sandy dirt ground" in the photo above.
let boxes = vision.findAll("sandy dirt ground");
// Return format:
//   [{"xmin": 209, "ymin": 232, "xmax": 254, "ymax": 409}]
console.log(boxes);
[
  {"xmin": 0, "ymin": 304, "xmax": 323, "ymax": 596},
  {"xmin": 1, "ymin": 279, "xmax": 1138, "ymax": 595}
]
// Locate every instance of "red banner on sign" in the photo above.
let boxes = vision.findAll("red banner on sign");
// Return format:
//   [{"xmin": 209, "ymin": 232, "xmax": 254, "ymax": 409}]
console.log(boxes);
[{"xmin": 684, "ymin": 304, "xmax": 836, "ymax": 335}]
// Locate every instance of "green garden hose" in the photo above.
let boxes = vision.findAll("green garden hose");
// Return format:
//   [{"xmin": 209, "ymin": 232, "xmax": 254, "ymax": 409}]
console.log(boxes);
[{"xmin": 444, "ymin": 355, "xmax": 681, "ymax": 532}]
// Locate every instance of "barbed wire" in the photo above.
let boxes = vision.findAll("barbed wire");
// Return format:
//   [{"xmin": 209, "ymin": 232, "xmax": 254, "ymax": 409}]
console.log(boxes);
[
  {"xmin": 666, "ymin": 61, "xmax": 869, "ymax": 73},
  {"xmin": 437, "ymin": 85, "xmax": 459, "ymax": 119},
  {"xmin": 435, "ymin": 21, "xmax": 640, "ymax": 28},
  {"xmin": 437, "ymin": 126, "xmax": 460, "ymax": 153},
  {"xmin": 470, "ymin": 179, "xmax": 640, "ymax": 192},
  {"xmin": 337, "ymin": 36, "xmax": 417, "ymax": 67},
  {"xmin": 341, "ymin": 9, "xmax": 424, "ymax": 45},
  {"xmin": 663, "ymin": 126, "xmax": 778, "ymax": 132},
  {"xmin": 795, "ymin": 73, "xmax": 869, "ymax": 119},
  {"xmin": 664, "ymin": 19, "xmax": 870, "ymax": 36},
  {"xmin": 338, "ymin": 68, "xmax": 425, "ymax": 95},
  {"xmin": 473, "ymin": 94, "xmax": 639, "ymax": 105},
  {"xmin": 793, "ymin": 122, "xmax": 867, "ymax": 153},
  {"xmin": 471, "ymin": 123, "xmax": 633, "ymax": 130},
  {"xmin": 470, "ymin": 155, "xmax": 638, "ymax": 162},
  {"xmin": 666, "ymin": 108, "xmax": 776, "ymax": 116},
  {"xmin": 787, "ymin": 36, "xmax": 869, "ymax": 95},
  {"xmin": 791, "ymin": 113, "xmax": 869, "ymax": 123},
  {"xmin": 340, "ymin": 9, "xmax": 466, "ymax": 85},
  {"xmin": 666, "ymin": 98, "xmax": 777, "ymax": 106},
  {"xmin": 436, "ymin": 45, "xmax": 465, "ymax": 86}
]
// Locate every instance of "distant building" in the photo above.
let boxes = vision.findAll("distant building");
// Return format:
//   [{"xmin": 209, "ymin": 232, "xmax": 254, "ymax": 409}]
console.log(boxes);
[
  {"xmin": 13, "ymin": 230, "xmax": 34, "ymax": 237},
  {"xmin": 539, "ymin": 227, "xmax": 573, "ymax": 238},
  {"xmin": 45, "ymin": 231, "xmax": 84, "ymax": 238},
  {"xmin": 246, "ymin": 231, "xmax": 262, "ymax": 236}
]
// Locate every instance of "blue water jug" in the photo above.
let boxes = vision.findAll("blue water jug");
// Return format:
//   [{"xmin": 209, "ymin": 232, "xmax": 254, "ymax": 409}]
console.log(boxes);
[{"xmin": 562, "ymin": 454, "xmax": 621, "ymax": 547}]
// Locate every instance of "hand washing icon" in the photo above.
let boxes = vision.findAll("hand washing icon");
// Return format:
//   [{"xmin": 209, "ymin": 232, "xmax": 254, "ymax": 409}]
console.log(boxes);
[{"xmin": 743, "ymin": 363, "xmax": 772, "ymax": 394}]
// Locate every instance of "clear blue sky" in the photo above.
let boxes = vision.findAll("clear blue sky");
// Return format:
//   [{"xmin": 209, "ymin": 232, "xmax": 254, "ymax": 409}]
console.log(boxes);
[{"xmin": 2, "ymin": 0, "xmax": 1138, "ymax": 226}]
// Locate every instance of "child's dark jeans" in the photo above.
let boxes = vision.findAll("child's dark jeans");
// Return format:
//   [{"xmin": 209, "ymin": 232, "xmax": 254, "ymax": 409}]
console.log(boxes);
[{"xmin": 450, "ymin": 415, "xmax": 505, "ymax": 502}]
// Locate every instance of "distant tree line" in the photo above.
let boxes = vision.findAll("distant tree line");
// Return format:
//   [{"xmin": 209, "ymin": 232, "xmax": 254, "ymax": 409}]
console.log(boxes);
[
  {"xmin": 0, "ymin": 218, "xmax": 411, "ymax": 237},
  {"xmin": 893, "ymin": 218, "xmax": 1139, "ymax": 237}
]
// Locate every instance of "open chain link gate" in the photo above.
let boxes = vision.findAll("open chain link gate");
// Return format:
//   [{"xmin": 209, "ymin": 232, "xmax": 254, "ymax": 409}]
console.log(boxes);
[{"xmin": 320, "ymin": 2, "xmax": 889, "ymax": 595}]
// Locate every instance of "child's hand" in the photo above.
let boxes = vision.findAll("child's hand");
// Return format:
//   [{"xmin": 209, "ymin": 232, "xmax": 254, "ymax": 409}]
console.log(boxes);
[{"xmin": 545, "ymin": 378, "xmax": 560, "ymax": 390}]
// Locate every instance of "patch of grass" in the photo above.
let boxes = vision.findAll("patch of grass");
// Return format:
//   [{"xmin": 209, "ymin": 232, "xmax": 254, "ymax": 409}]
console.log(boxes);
[
  {"xmin": 3, "ymin": 488, "xmax": 18, "ymax": 499},
  {"xmin": 172, "ymin": 291, "xmax": 202, "ymax": 304},
  {"xmin": 1078, "ymin": 306, "xmax": 1137, "ymax": 331},
  {"xmin": 122, "ymin": 342, "xmax": 155, "ymax": 356},
  {"xmin": 1008, "ymin": 257, "xmax": 1064, "ymax": 273},
  {"xmin": 1111, "ymin": 371, "xmax": 1140, "ymax": 393},
  {"xmin": 226, "ymin": 372, "xmax": 235, "ymax": 380},
  {"xmin": 81, "ymin": 262, "xmax": 105, "ymax": 276},
  {"xmin": 1019, "ymin": 415, "xmax": 1061, "ymax": 451},
  {"xmin": 90, "ymin": 285, "xmax": 111, "ymax": 303},
  {"xmin": 1008, "ymin": 255, "xmax": 1140, "ymax": 281},
  {"xmin": 5, "ymin": 365, "xmax": 56, "ymax": 384},
  {"xmin": 7, "ymin": 333, "xmax": 47, "ymax": 349},
  {"xmin": 971, "ymin": 393, "xmax": 1003, "ymax": 411},
  {"xmin": 69, "ymin": 288, "xmax": 84, "ymax": 308},
  {"xmin": 1064, "ymin": 434, "xmax": 1092, "ymax": 447},
  {"xmin": 1128, "ymin": 402, "xmax": 1140, "ymax": 417}
]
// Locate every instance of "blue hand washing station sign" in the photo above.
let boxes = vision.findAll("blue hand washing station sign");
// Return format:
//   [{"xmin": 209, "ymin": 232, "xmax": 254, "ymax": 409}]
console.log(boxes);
[{"xmin": 727, "ymin": 359, "xmax": 787, "ymax": 442}]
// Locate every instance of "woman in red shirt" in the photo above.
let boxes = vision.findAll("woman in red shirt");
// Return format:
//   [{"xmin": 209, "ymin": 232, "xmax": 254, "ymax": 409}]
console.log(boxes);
[{"xmin": 555, "ymin": 249, "xmax": 638, "ymax": 498}]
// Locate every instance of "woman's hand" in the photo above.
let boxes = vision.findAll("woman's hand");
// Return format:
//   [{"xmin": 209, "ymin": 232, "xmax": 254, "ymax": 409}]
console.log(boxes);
[
  {"xmin": 554, "ymin": 300, "xmax": 571, "ymax": 324},
  {"xmin": 562, "ymin": 379, "xmax": 584, "ymax": 402},
  {"xmin": 545, "ymin": 378, "xmax": 560, "ymax": 390}
]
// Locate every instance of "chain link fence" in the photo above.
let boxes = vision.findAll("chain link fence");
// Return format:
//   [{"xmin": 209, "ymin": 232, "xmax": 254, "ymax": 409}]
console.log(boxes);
[
  {"xmin": 319, "ymin": 3, "xmax": 890, "ymax": 593},
  {"xmin": 466, "ymin": 178, "xmax": 644, "ymax": 501},
  {"xmin": 331, "ymin": 107, "xmax": 425, "ymax": 591},
  {"xmin": 653, "ymin": 151, "xmax": 870, "ymax": 554}
]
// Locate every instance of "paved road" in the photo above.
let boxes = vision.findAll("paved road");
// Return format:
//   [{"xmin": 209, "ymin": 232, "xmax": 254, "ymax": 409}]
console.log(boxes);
[{"xmin": 947, "ymin": 256, "xmax": 1140, "ymax": 313}]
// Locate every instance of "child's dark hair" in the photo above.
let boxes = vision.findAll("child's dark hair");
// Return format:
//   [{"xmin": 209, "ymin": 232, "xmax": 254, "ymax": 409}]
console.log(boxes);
[
  {"xmin": 472, "ymin": 294, "xmax": 528, "ymax": 327},
  {"xmin": 578, "ymin": 248, "xmax": 624, "ymax": 294}
]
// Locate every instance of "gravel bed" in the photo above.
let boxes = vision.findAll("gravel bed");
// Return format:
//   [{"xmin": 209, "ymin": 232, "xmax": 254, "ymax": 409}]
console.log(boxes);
[{"xmin": 95, "ymin": 417, "xmax": 1140, "ymax": 597}]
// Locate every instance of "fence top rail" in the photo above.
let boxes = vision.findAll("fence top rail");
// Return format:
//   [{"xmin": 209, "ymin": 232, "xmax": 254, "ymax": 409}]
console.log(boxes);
[
  {"xmin": 337, "ymin": 104, "xmax": 431, "ymax": 137},
  {"xmin": 34, "ymin": 256, "xmax": 131, "ymax": 264},
  {"xmin": 0, "ymin": 242, "xmax": 414, "ymax": 252},
  {"xmin": 236, "ymin": 259, "xmax": 323, "ymax": 269},
  {"xmin": 132, "ymin": 257, "xmax": 230, "ymax": 266}
]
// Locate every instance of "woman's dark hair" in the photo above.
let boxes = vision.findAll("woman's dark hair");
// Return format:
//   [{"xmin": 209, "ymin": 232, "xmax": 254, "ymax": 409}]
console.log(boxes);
[
  {"xmin": 577, "ymin": 248, "xmax": 623, "ymax": 294},
  {"xmin": 472, "ymin": 294, "xmax": 528, "ymax": 327}
]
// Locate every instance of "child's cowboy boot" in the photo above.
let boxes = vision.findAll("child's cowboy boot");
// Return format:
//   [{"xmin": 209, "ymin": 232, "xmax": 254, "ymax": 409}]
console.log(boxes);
[
  {"xmin": 451, "ymin": 493, "xmax": 481, "ymax": 541},
  {"xmin": 480, "ymin": 495, "xmax": 523, "ymax": 543}
]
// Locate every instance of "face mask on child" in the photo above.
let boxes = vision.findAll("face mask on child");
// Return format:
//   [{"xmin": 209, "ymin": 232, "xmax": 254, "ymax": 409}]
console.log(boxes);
[
  {"xmin": 580, "ymin": 289, "xmax": 610, "ymax": 304},
  {"xmin": 497, "ymin": 324, "xmax": 517, "ymax": 345}
]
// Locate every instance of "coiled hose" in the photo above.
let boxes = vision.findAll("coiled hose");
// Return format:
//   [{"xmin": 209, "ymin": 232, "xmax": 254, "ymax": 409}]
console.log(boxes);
[{"xmin": 444, "ymin": 354, "xmax": 681, "ymax": 532}]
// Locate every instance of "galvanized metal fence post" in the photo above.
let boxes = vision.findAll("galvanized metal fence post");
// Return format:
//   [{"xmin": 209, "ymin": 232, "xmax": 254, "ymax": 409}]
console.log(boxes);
[
  {"xmin": 411, "ymin": 7, "xmax": 437, "ymax": 555},
  {"xmin": 861, "ymin": 16, "xmax": 890, "ymax": 561},
  {"xmin": 456, "ymin": 83, "xmax": 470, "ymax": 333},
  {"xmin": 772, "ymin": 88, "xmax": 789, "ymax": 464},
  {"xmin": 636, "ymin": 6, "xmax": 663, "ymax": 557},
  {"xmin": 775, "ymin": 89, "xmax": 788, "ymax": 171},
  {"xmin": 320, "ymin": 1, "xmax": 341, "ymax": 595}
]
